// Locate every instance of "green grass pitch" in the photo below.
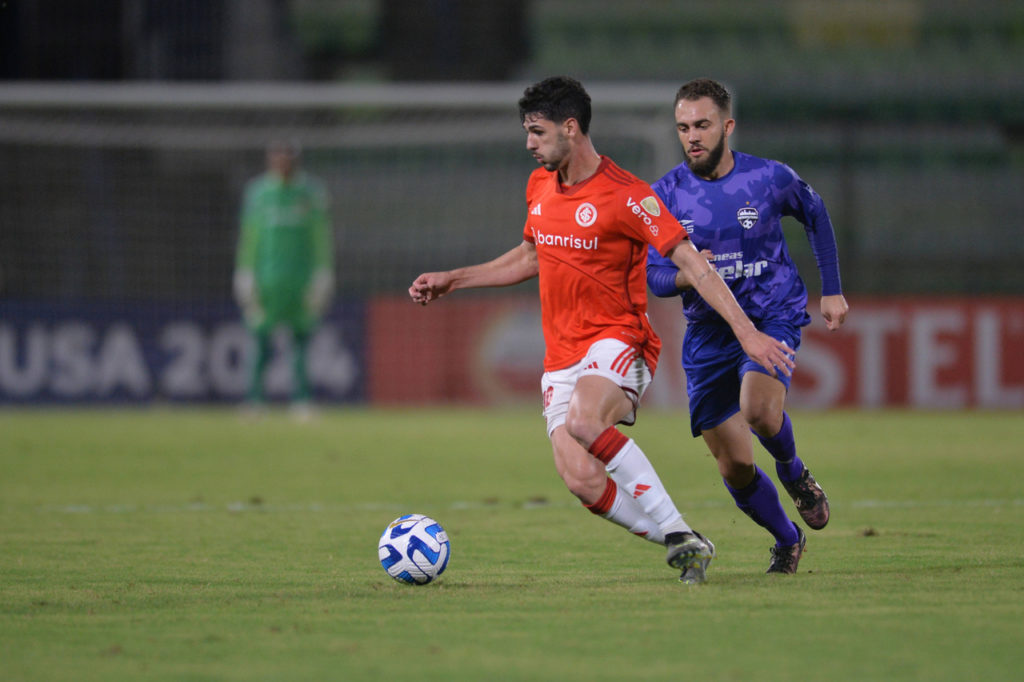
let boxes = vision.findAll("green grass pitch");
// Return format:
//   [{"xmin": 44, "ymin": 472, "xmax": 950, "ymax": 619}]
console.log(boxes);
[{"xmin": 1, "ymin": 406, "xmax": 1022, "ymax": 681}]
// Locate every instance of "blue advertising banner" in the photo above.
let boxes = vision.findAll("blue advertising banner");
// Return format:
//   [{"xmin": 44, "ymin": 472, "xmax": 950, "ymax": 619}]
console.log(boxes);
[{"xmin": 0, "ymin": 300, "xmax": 364, "ymax": 404}]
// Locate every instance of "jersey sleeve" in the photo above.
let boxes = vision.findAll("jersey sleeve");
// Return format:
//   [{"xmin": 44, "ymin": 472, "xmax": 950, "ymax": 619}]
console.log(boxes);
[
  {"xmin": 775, "ymin": 162, "xmax": 842, "ymax": 296},
  {"xmin": 646, "ymin": 244, "xmax": 682, "ymax": 298},
  {"xmin": 644, "ymin": 173, "xmax": 686, "ymax": 296},
  {"xmin": 616, "ymin": 183, "xmax": 687, "ymax": 256}
]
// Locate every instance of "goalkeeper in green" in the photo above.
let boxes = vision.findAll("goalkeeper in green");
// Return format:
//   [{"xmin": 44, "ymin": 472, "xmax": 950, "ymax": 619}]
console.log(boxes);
[{"xmin": 233, "ymin": 139, "xmax": 334, "ymax": 410}]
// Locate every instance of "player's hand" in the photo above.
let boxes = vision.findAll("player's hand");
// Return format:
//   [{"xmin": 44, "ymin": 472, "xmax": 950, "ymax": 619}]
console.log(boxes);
[
  {"xmin": 305, "ymin": 269, "xmax": 334, "ymax": 316},
  {"xmin": 738, "ymin": 330, "xmax": 796, "ymax": 378},
  {"xmin": 233, "ymin": 270, "xmax": 265, "ymax": 323},
  {"xmin": 242, "ymin": 300, "xmax": 265, "ymax": 326},
  {"xmin": 409, "ymin": 272, "xmax": 455, "ymax": 306},
  {"xmin": 821, "ymin": 294, "xmax": 849, "ymax": 331},
  {"xmin": 233, "ymin": 270, "xmax": 256, "ymax": 308}
]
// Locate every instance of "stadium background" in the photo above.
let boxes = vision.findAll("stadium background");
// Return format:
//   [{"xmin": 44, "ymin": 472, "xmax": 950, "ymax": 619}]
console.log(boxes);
[{"xmin": 0, "ymin": 0, "xmax": 1021, "ymax": 409}]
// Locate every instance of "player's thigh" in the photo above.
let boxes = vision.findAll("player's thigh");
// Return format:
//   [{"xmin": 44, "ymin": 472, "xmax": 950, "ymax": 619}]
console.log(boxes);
[
  {"xmin": 739, "ymin": 365, "xmax": 788, "ymax": 430},
  {"xmin": 567, "ymin": 374, "xmax": 635, "ymax": 436},
  {"xmin": 541, "ymin": 366, "xmax": 578, "ymax": 438},
  {"xmin": 683, "ymin": 324, "xmax": 745, "ymax": 437},
  {"xmin": 701, "ymin": 412, "xmax": 756, "ymax": 481},
  {"xmin": 702, "ymin": 412, "xmax": 756, "ymax": 465},
  {"xmin": 572, "ymin": 338, "xmax": 652, "ymax": 433},
  {"xmin": 738, "ymin": 320, "xmax": 798, "ymax": 428},
  {"xmin": 542, "ymin": 338, "xmax": 650, "ymax": 441}
]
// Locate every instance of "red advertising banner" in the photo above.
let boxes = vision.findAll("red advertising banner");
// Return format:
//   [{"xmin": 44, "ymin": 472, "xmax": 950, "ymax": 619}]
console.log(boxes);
[
  {"xmin": 367, "ymin": 295, "xmax": 1024, "ymax": 410},
  {"xmin": 792, "ymin": 297, "xmax": 1024, "ymax": 409},
  {"xmin": 368, "ymin": 296, "xmax": 544, "ymax": 405}
]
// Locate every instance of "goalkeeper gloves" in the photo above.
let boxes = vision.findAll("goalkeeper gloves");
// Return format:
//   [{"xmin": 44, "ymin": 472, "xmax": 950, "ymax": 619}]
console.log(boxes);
[
  {"xmin": 305, "ymin": 269, "xmax": 334, "ymax": 317},
  {"xmin": 233, "ymin": 269, "xmax": 264, "ymax": 324}
]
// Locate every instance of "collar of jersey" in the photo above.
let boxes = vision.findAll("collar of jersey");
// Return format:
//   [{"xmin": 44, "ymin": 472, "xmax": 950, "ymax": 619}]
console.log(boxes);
[{"xmin": 554, "ymin": 156, "xmax": 611, "ymax": 196}]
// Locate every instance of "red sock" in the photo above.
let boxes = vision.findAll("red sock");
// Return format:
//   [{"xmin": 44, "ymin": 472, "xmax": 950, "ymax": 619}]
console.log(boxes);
[
  {"xmin": 584, "ymin": 478, "xmax": 618, "ymax": 515},
  {"xmin": 589, "ymin": 426, "xmax": 628, "ymax": 465}
]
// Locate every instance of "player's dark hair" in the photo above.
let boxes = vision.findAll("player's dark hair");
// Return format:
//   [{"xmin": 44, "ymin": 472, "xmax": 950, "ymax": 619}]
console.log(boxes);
[
  {"xmin": 518, "ymin": 76, "xmax": 592, "ymax": 135},
  {"xmin": 674, "ymin": 78, "xmax": 732, "ymax": 116}
]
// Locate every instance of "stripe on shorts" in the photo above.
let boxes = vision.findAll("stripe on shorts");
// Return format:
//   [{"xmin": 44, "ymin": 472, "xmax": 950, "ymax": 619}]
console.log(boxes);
[{"xmin": 610, "ymin": 345, "xmax": 639, "ymax": 377}]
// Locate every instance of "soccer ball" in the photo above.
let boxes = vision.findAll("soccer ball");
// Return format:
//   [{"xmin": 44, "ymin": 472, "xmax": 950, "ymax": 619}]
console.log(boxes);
[{"xmin": 377, "ymin": 514, "xmax": 451, "ymax": 585}]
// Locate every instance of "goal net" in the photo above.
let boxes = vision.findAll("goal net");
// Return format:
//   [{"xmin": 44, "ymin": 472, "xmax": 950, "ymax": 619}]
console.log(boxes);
[{"xmin": 0, "ymin": 82, "xmax": 676, "ymax": 404}]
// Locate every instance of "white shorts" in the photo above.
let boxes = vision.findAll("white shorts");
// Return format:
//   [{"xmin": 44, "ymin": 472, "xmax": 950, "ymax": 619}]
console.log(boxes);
[{"xmin": 541, "ymin": 338, "xmax": 653, "ymax": 437}]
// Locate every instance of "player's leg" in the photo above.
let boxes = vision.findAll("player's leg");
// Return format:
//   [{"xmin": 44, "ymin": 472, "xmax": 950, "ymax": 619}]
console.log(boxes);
[
  {"xmin": 563, "ymin": 340, "xmax": 713, "ymax": 581},
  {"xmin": 544, "ymin": 364, "xmax": 665, "ymax": 543},
  {"xmin": 290, "ymin": 326, "xmax": 312, "ymax": 404},
  {"xmin": 741, "ymin": 371, "xmax": 796, "ymax": 473},
  {"xmin": 549, "ymin": 425, "xmax": 664, "ymax": 543},
  {"xmin": 741, "ymin": 369, "xmax": 829, "ymax": 530},
  {"xmin": 565, "ymin": 372, "xmax": 692, "ymax": 539},
  {"xmin": 279, "ymin": 288, "xmax": 317, "ymax": 408},
  {"xmin": 702, "ymin": 412, "xmax": 801, "ymax": 552},
  {"xmin": 566, "ymin": 376, "xmax": 713, "ymax": 581},
  {"xmin": 246, "ymin": 324, "xmax": 272, "ymax": 404}
]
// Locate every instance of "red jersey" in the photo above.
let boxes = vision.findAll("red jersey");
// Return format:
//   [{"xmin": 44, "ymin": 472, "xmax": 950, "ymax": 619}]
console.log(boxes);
[{"xmin": 523, "ymin": 156, "xmax": 688, "ymax": 372}]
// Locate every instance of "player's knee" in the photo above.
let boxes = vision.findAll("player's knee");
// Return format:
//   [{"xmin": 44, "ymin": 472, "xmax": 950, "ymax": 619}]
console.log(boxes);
[
  {"xmin": 741, "ymin": 402, "xmax": 781, "ymax": 436},
  {"xmin": 563, "ymin": 412, "xmax": 604, "ymax": 449}
]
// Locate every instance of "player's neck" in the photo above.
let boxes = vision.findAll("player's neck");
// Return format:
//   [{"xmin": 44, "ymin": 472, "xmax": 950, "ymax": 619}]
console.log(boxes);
[
  {"xmin": 271, "ymin": 169, "xmax": 297, "ymax": 184},
  {"xmin": 701, "ymin": 149, "xmax": 735, "ymax": 182},
  {"xmin": 558, "ymin": 140, "xmax": 602, "ymax": 186}
]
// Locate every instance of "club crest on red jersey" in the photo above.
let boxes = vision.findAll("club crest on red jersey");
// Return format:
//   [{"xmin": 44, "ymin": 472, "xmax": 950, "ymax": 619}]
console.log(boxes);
[{"xmin": 575, "ymin": 202, "xmax": 598, "ymax": 227}]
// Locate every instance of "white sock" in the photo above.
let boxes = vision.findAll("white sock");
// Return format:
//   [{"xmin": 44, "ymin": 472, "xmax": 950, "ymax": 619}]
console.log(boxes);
[
  {"xmin": 602, "ymin": 482, "xmax": 665, "ymax": 544},
  {"xmin": 585, "ymin": 478, "xmax": 665, "ymax": 544},
  {"xmin": 605, "ymin": 438, "xmax": 691, "ymax": 536}
]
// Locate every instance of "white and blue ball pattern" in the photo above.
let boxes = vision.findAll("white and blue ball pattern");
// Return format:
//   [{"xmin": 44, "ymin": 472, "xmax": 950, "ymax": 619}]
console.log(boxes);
[{"xmin": 378, "ymin": 514, "xmax": 451, "ymax": 585}]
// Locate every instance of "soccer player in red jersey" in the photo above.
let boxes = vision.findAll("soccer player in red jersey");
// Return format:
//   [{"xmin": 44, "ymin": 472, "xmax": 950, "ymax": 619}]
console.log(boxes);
[{"xmin": 409, "ymin": 76, "xmax": 794, "ymax": 583}]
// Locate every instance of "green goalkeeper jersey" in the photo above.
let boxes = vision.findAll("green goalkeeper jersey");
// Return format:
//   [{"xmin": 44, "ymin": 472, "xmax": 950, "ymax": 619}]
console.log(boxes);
[{"xmin": 236, "ymin": 170, "xmax": 332, "ymax": 292}]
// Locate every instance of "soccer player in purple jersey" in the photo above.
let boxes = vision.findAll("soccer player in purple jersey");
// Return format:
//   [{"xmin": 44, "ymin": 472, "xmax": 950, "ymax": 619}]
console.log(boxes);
[{"xmin": 647, "ymin": 78, "xmax": 849, "ymax": 574}]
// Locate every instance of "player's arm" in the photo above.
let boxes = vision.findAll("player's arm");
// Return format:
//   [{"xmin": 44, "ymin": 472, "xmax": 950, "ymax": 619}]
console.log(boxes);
[
  {"xmin": 782, "ymin": 164, "xmax": 849, "ymax": 331},
  {"xmin": 306, "ymin": 180, "xmax": 334, "ymax": 316},
  {"xmin": 235, "ymin": 184, "xmax": 260, "ymax": 273},
  {"xmin": 666, "ymin": 240, "xmax": 795, "ymax": 377},
  {"xmin": 234, "ymin": 183, "xmax": 261, "ymax": 310},
  {"xmin": 410, "ymin": 241, "xmax": 539, "ymax": 305},
  {"xmin": 801, "ymin": 204, "xmax": 848, "ymax": 330},
  {"xmin": 646, "ymin": 181, "xmax": 714, "ymax": 295},
  {"xmin": 647, "ymin": 244, "xmax": 713, "ymax": 296},
  {"xmin": 310, "ymin": 181, "xmax": 333, "ymax": 272}
]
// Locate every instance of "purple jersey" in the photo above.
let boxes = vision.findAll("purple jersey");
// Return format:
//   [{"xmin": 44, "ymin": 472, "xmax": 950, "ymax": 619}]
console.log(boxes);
[{"xmin": 647, "ymin": 151, "xmax": 841, "ymax": 327}]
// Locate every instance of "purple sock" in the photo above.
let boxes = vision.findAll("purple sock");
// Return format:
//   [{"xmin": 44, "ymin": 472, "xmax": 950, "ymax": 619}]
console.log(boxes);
[
  {"xmin": 756, "ymin": 412, "xmax": 804, "ymax": 483},
  {"xmin": 725, "ymin": 466, "xmax": 800, "ymax": 547}
]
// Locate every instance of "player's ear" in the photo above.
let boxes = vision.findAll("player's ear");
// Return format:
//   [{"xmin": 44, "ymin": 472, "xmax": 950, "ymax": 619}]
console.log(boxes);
[
  {"xmin": 723, "ymin": 117, "xmax": 736, "ymax": 138},
  {"xmin": 563, "ymin": 117, "xmax": 580, "ymax": 138}
]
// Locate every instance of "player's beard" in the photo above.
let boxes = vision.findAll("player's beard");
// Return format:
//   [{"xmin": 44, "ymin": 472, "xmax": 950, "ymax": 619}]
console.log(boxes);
[
  {"xmin": 539, "ymin": 132, "xmax": 571, "ymax": 172},
  {"xmin": 685, "ymin": 130, "xmax": 726, "ymax": 179}
]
